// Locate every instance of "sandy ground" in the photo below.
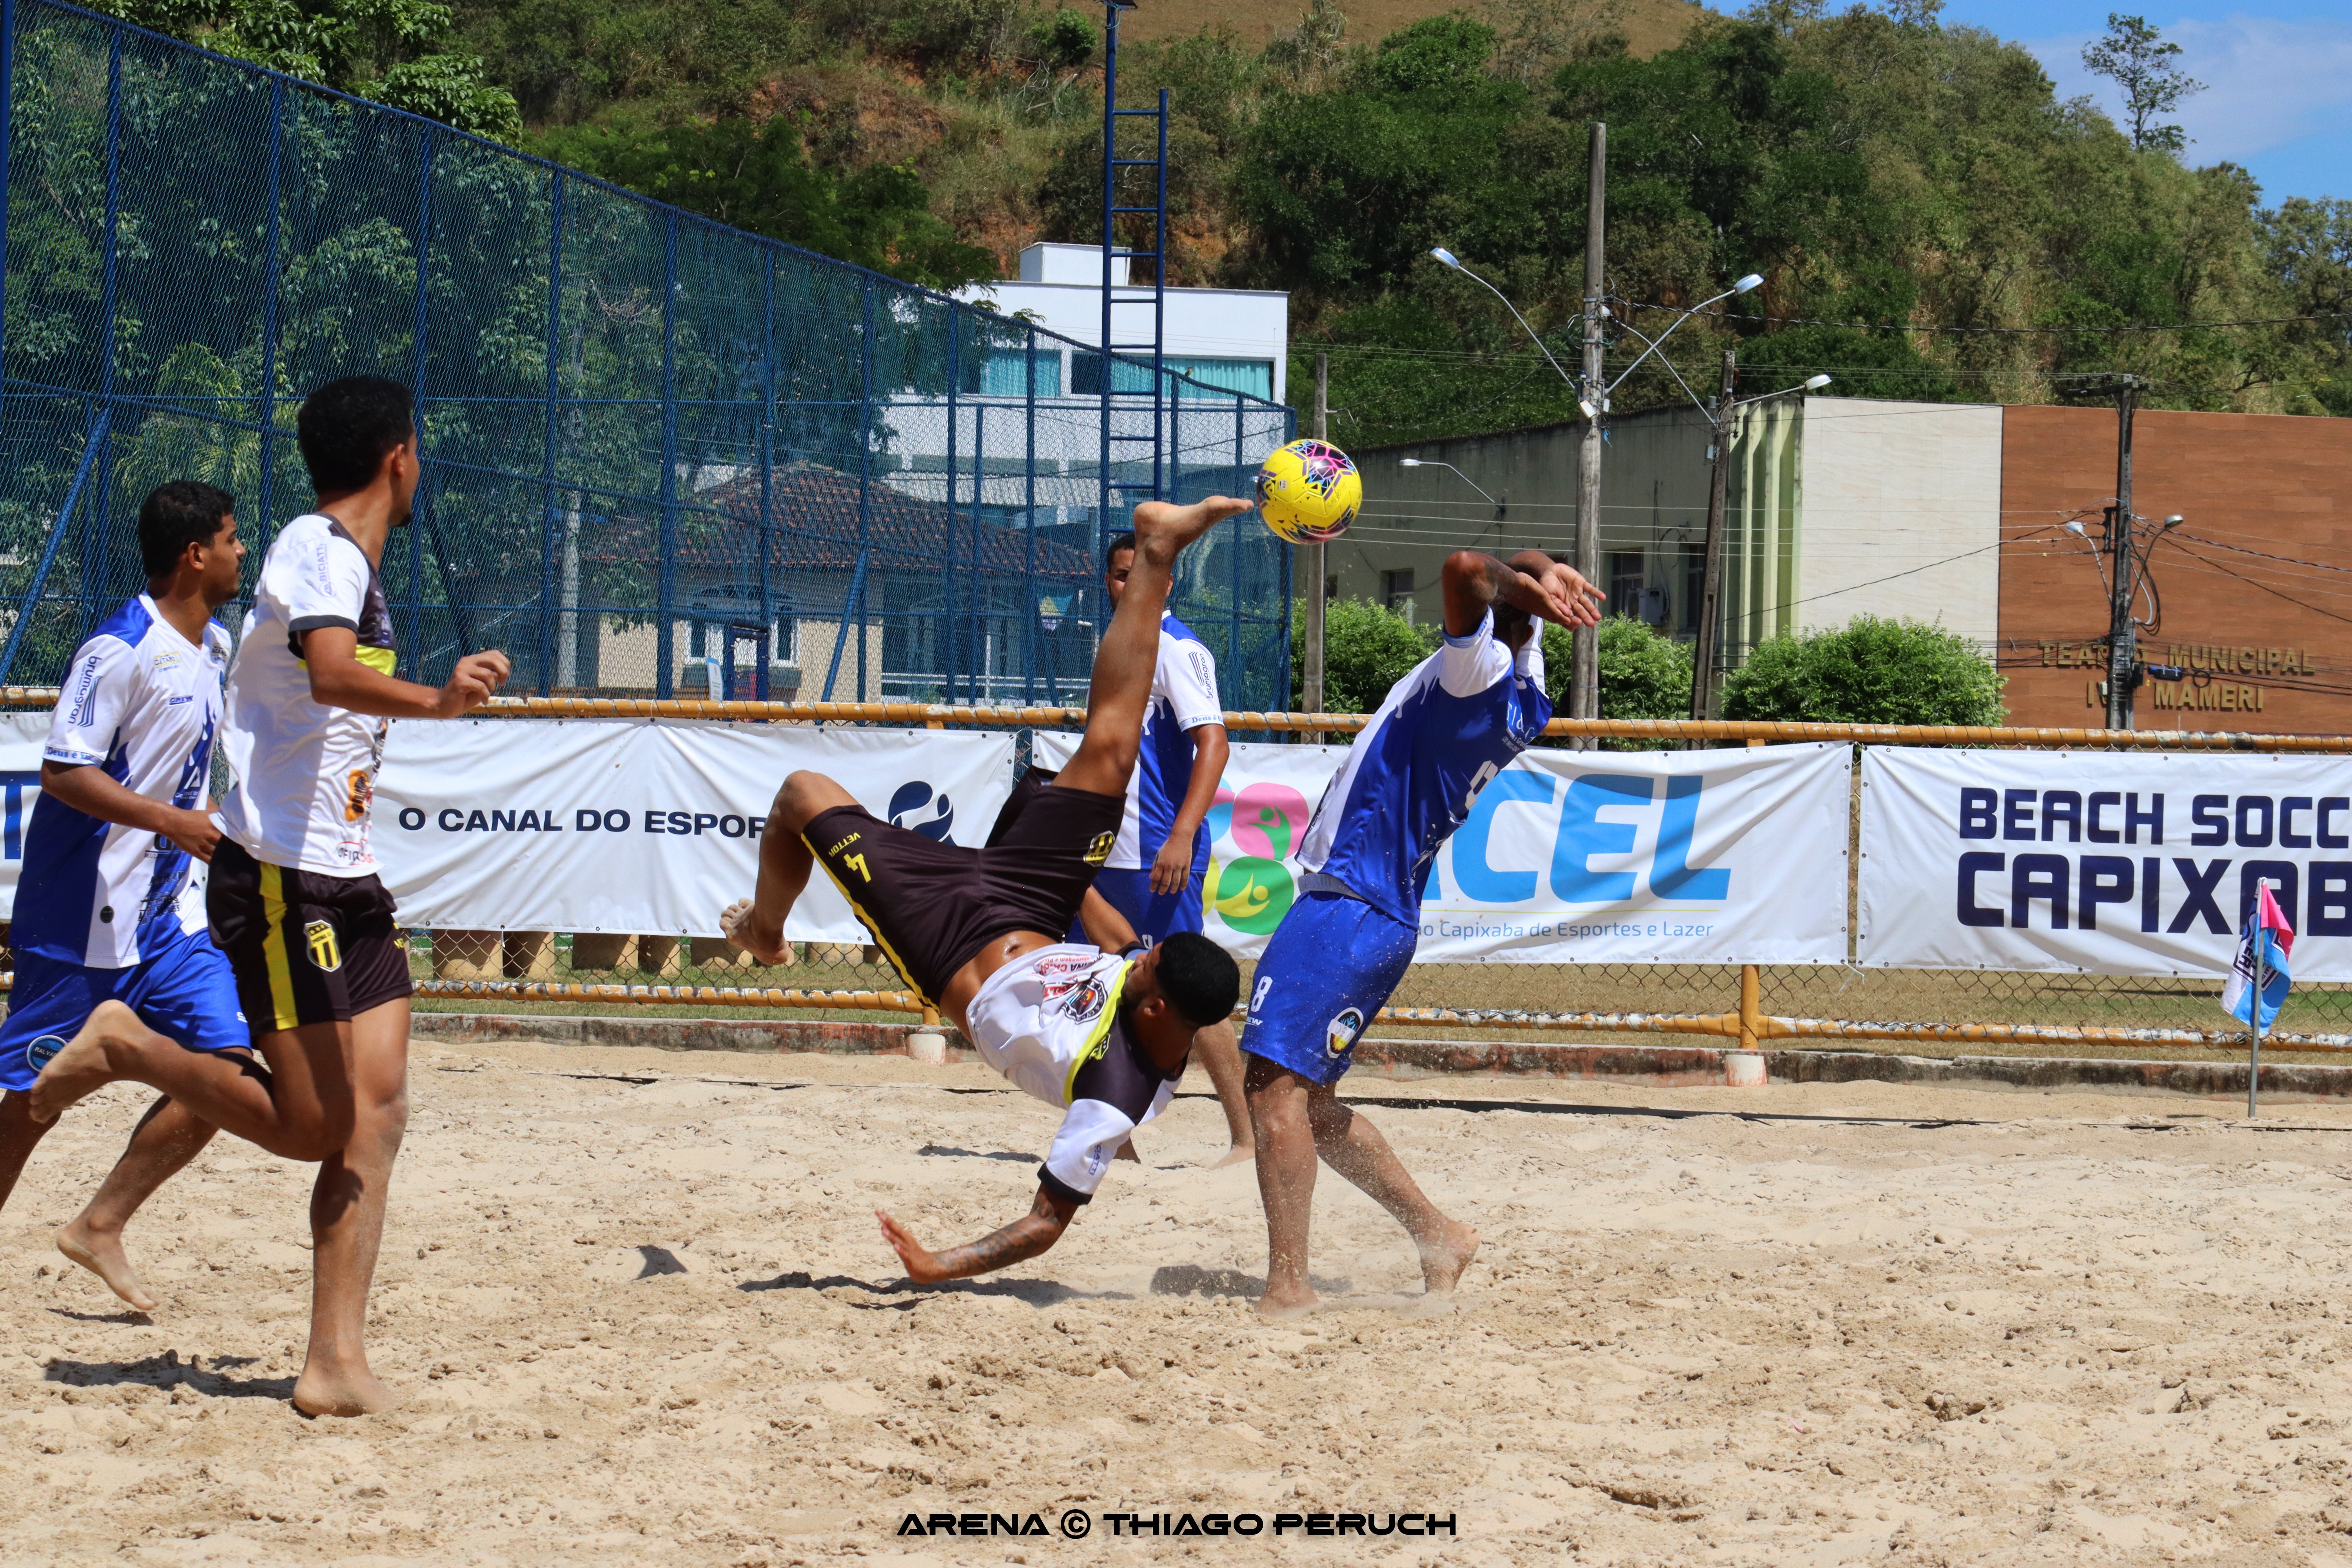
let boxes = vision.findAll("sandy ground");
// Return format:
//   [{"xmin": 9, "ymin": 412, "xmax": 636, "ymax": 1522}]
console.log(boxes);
[{"xmin": 6, "ymin": 1042, "xmax": 2352, "ymax": 1566}]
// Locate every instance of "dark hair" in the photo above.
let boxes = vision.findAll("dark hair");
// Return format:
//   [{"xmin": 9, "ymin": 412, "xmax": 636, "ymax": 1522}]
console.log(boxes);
[
  {"xmin": 137, "ymin": 480, "xmax": 234, "ymax": 579},
  {"xmin": 297, "ymin": 375, "xmax": 415, "ymax": 494},
  {"xmin": 1492, "ymin": 599, "xmax": 1533, "ymax": 643},
  {"xmin": 1153, "ymin": 932, "xmax": 1241, "ymax": 1029},
  {"xmin": 1105, "ymin": 530, "xmax": 1136, "ymax": 570}
]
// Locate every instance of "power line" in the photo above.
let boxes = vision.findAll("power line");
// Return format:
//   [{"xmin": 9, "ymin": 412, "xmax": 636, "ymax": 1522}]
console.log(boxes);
[
  {"xmin": 1633, "ymin": 299, "xmax": 2352, "ymax": 338},
  {"xmin": 2161, "ymin": 537, "xmax": 2352, "ymax": 626},
  {"xmin": 2174, "ymin": 530, "xmax": 2352, "ymax": 577}
]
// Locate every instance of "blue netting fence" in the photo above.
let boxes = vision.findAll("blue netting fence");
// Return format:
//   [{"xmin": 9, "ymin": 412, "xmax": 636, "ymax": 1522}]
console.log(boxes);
[{"xmin": 0, "ymin": 0, "xmax": 1296, "ymax": 705}]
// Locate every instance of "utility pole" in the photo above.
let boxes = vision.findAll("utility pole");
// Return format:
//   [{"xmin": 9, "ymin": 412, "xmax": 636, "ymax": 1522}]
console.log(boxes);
[
  {"xmin": 1689, "ymin": 348, "xmax": 1735, "ymax": 730},
  {"xmin": 1573, "ymin": 121, "xmax": 1606, "ymax": 741},
  {"xmin": 2104, "ymin": 377, "xmax": 2140, "ymax": 730},
  {"xmin": 1303, "ymin": 352, "xmax": 1328, "ymax": 727}
]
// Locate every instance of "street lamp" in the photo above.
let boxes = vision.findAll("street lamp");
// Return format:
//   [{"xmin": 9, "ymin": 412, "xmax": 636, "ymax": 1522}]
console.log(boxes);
[
  {"xmin": 1399, "ymin": 457, "xmax": 1504, "ymax": 517},
  {"xmin": 1426, "ymin": 249, "xmax": 1579, "ymax": 392}
]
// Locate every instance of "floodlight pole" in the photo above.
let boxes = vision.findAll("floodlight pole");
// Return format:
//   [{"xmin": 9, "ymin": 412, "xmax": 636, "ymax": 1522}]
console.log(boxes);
[
  {"xmin": 2105, "ymin": 378, "xmax": 2140, "ymax": 730},
  {"xmin": 1304, "ymin": 352, "xmax": 1328, "ymax": 732},
  {"xmin": 1573, "ymin": 122, "xmax": 1606, "ymax": 741}
]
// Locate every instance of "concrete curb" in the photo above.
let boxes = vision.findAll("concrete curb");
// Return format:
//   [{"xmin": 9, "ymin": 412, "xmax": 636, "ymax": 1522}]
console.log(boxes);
[{"xmin": 407, "ymin": 1012, "xmax": 2329, "ymax": 1101}]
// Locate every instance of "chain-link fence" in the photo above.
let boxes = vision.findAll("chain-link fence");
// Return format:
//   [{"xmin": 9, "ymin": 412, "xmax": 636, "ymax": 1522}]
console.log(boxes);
[{"xmin": 0, "ymin": 0, "xmax": 1295, "ymax": 706}]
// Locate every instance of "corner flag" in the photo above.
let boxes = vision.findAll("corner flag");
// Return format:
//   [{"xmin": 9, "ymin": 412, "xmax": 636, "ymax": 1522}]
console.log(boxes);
[{"xmin": 2223, "ymin": 883, "xmax": 2294, "ymax": 1032}]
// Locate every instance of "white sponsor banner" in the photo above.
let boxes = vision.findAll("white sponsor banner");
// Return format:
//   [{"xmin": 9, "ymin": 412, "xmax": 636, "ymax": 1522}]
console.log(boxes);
[
  {"xmin": 0, "ymin": 712, "xmax": 50, "ymax": 919},
  {"xmin": 1033, "ymin": 733, "xmax": 1851, "ymax": 963},
  {"xmin": 376, "ymin": 720, "xmax": 1013, "ymax": 943},
  {"xmin": 1859, "ymin": 748, "xmax": 2352, "ymax": 977}
]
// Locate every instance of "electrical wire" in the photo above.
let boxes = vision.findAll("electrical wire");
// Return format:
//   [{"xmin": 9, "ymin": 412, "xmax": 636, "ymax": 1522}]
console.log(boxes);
[
  {"xmin": 2160, "ymin": 537, "xmax": 2352, "ymax": 627},
  {"xmin": 1626, "ymin": 299, "xmax": 2352, "ymax": 338},
  {"xmin": 2173, "ymin": 531, "xmax": 2352, "ymax": 576}
]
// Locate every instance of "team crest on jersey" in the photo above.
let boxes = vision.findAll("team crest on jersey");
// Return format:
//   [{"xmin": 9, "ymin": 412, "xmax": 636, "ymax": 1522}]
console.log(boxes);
[
  {"xmin": 1325, "ymin": 1006, "xmax": 1366, "ymax": 1058},
  {"xmin": 1060, "ymin": 975, "xmax": 1110, "ymax": 1024},
  {"xmin": 151, "ymin": 650, "xmax": 181, "ymax": 671},
  {"xmin": 305, "ymin": 919, "xmax": 343, "ymax": 973},
  {"xmin": 1083, "ymin": 831, "xmax": 1115, "ymax": 867}
]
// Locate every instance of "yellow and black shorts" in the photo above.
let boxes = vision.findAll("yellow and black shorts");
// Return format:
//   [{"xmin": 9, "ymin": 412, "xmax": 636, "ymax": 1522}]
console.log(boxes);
[
  {"xmin": 805, "ymin": 777, "xmax": 1123, "ymax": 1005},
  {"xmin": 206, "ymin": 839, "xmax": 413, "ymax": 1035}
]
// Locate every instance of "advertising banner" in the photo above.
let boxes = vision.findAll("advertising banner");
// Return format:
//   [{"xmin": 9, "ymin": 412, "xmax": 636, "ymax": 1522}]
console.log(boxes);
[
  {"xmin": 1034, "ymin": 734, "xmax": 1851, "ymax": 963},
  {"xmin": 0, "ymin": 711, "xmax": 52, "ymax": 919},
  {"xmin": 376, "ymin": 719, "xmax": 1014, "ymax": 943},
  {"xmin": 1858, "ymin": 748, "xmax": 2352, "ymax": 978}
]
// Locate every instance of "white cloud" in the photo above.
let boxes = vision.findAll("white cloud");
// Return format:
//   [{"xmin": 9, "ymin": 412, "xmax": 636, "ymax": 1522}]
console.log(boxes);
[{"xmin": 2025, "ymin": 13, "xmax": 2352, "ymax": 163}]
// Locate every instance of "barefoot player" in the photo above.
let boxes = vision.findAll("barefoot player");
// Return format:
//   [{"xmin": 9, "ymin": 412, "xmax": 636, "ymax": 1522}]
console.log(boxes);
[
  {"xmin": 1242, "ymin": 549, "xmax": 1600, "ymax": 1317},
  {"xmin": 1030, "ymin": 530, "xmax": 1253, "ymax": 1166},
  {"xmin": 722, "ymin": 496, "xmax": 1249, "ymax": 1283},
  {"xmin": 0, "ymin": 481, "xmax": 247, "ymax": 1310},
  {"xmin": 33, "ymin": 376, "xmax": 512, "ymax": 1413}
]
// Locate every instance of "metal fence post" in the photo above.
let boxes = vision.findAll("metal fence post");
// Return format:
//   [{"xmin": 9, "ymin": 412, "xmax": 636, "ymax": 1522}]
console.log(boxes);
[
  {"xmin": 0, "ymin": 0, "xmax": 16, "ymax": 381},
  {"xmin": 257, "ymin": 76, "xmax": 283, "ymax": 540},
  {"xmin": 404, "ymin": 123, "xmax": 434, "ymax": 675},
  {"xmin": 757, "ymin": 253, "xmax": 774, "ymax": 705},
  {"xmin": 945, "ymin": 303, "xmax": 959, "ymax": 702},
  {"xmin": 1024, "ymin": 324, "xmax": 1038, "ymax": 706},
  {"xmin": 655, "ymin": 209, "xmax": 679, "ymax": 699},
  {"xmin": 972, "ymin": 403, "xmax": 985, "ymax": 704},
  {"xmin": 86, "ymin": 25, "xmax": 122, "ymax": 644},
  {"xmin": 536, "ymin": 169, "xmax": 564, "ymax": 695},
  {"xmin": 856, "ymin": 276, "xmax": 874, "ymax": 702}
]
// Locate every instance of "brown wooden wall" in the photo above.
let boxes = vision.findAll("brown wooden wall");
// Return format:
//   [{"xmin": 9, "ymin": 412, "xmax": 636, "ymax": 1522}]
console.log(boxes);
[{"xmin": 1998, "ymin": 405, "xmax": 2352, "ymax": 733}]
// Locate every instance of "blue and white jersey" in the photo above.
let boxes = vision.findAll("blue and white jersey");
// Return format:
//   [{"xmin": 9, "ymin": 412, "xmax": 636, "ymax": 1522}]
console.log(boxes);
[
  {"xmin": 17, "ymin": 595, "xmax": 230, "ymax": 968},
  {"xmin": 1295, "ymin": 611, "xmax": 1552, "ymax": 927},
  {"xmin": 1104, "ymin": 612, "xmax": 1224, "ymax": 873}
]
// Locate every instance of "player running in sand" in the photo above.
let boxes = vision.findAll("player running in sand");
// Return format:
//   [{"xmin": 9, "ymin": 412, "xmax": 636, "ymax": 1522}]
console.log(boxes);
[
  {"xmin": 33, "ymin": 376, "xmax": 512, "ymax": 1413},
  {"xmin": 1242, "ymin": 548, "xmax": 1600, "ymax": 1317},
  {"xmin": 722, "ymin": 496, "xmax": 1249, "ymax": 1283},
  {"xmin": 0, "ymin": 481, "xmax": 246, "ymax": 1311}
]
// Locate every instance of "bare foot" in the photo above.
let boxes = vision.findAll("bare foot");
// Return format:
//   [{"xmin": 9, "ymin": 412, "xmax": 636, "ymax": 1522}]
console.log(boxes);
[
  {"xmin": 1131, "ymin": 495, "xmax": 1250, "ymax": 564},
  {"xmin": 719, "ymin": 898, "xmax": 793, "ymax": 967},
  {"xmin": 293, "ymin": 1363, "xmax": 401, "ymax": 1417},
  {"xmin": 1417, "ymin": 1220, "xmax": 1480, "ymax": 1296},
  {"xmin": 1256, "ymin": 1283, "xmax": 1318, "ymax": 1320},
  {"xmin": 56, "ymin": 1219, "xmax": 158, "ymax": 1312},
  {"xmin": 27, "ymin": 1001, "xmax": 136, "ymax": 1123},
  {"xmin": 1206, "ymin": 1144, "xmax": 1256, "ymax": 1170}
]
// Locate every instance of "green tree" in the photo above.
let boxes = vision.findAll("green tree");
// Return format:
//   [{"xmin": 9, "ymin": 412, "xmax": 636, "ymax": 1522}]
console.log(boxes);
[
  {"xmin": 1291, "ymin": 597, "xmax": 1435, "ymax": 713},
  {"xmin": 2082, "ymin": 13, "xmax": 2203, "ymax": 155},
  {"xmin": 537, "ymin": 116, "xmax": 997, "ymax": 289},
  {"xmin": 1719, "ymin": 616, "xmax": 2005, "ymax": 725},
  {"xmin": 91, "ymin": 0, "xmax": 521, "ymax": 140},
  {"xmin": 1541, "ymin": 615, "xmax": 1691, "ymax": 748}
]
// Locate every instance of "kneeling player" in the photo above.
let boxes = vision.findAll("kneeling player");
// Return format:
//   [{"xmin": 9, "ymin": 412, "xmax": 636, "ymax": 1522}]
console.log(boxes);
[
  {"xmin": 723, "ymin": 495, "xmax": 1248, "ymax": 1281},
  {"xmin": 1242, "ymin": 548, "xmax": 1599, "ymax": 1316}
]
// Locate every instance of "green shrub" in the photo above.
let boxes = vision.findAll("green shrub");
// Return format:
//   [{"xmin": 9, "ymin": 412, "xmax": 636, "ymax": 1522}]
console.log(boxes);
[
  {"xmin": 1291, "ymin": 597, "xmax": 1435, "ymax": 713},
  {"xmin": 1540, "ymin": 616, "xmax": 1693, "ymax": 749},
  {"xmin": 1720, "ymin": 616, "xmax": 2005, "ymax": 726}
]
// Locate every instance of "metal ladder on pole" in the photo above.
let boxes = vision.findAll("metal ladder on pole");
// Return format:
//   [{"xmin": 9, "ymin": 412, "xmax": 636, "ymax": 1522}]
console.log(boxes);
[{"xmin": 1098, "ymin": 0, "xmax": 1167, "ymax": 549}]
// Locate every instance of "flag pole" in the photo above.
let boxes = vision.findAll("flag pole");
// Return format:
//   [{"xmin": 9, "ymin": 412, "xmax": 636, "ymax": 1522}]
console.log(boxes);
[{"xmin": 2249, "ymin": 878, "xmax": 2276, "ymax": 1120}]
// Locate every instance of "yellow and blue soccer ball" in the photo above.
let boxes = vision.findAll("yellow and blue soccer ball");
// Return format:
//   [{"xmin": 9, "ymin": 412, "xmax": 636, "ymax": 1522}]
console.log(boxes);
[{"xmin": 1255, "ymin": 439, "xmax": 1360, "ymax": 544}]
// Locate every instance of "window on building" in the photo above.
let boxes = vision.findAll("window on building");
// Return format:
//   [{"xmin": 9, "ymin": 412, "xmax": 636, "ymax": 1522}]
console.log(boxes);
[
  {"xmin": 1381, "ymin": 567, "xmax": 1416, "ymax": 621},
  {"xmin": 1607, "ymin": 552, "xmax": 1645, "ymax": 620},
  {"xmin": 687, "ymin": 591, "xmax": 798, "ymax": 666},
  {"xmin": 1069, "ymin": 354, "xmax": 1274, "ymax": 401},
  {"xmin": 966, "ymin": 348, "xmax": 1063, "ymax": 397},
  {"xmin": 1682, "ymin": 544, "xmax": 1705, "ymax": 638}
]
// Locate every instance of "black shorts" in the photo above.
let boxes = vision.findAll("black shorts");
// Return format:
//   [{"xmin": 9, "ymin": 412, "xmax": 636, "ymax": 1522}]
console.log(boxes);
[
  {"xmin": 805, "ymin": 777, "xmax": 1123, "ymax": 1005},
  {"xmin": 206, "ymin": 839, "xmax": 414, "ymax": 1036}
]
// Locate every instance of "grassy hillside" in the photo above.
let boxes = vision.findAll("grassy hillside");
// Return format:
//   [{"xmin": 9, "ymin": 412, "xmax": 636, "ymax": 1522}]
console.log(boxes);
[{"xmin": 1122, "ymin": 0, "xmax": 1706, "ymax": 57}]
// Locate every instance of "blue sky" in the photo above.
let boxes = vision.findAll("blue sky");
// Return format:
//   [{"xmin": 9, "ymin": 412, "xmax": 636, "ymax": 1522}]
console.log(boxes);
[{"xmin": 1936, "ymin": 0, "xmax": 2349, "ymax": 204}]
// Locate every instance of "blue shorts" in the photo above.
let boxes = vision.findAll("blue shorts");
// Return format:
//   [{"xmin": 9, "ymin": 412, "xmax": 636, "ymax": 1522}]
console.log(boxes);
[
  {"xmin": 0, "ymin": 927, "xmax": 249, "ymax": 1093},
  {"xmin": 1240, "ymin": 891, "xmax": 1419, "ymax": 1086},
  {"xmin": 1065, "ymin": 865, "xmax": 1207, "ymax": 945}
]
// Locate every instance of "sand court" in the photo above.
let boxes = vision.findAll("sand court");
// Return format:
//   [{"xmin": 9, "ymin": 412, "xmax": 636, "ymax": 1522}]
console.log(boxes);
[{"xmin": 4, "ymin": 1038, "xmax": 2352, "ymax": 1564}]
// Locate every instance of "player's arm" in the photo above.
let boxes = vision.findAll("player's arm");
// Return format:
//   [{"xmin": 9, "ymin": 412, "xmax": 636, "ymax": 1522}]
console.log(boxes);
[
  {"xmin": 1076, "ymin": 886, "xmax": 1140, "ymax": 952},
  {"xmin": 1151, "ymin": 721, "xmax": 1229, "ymax": 895},
  {"xmin": 39, "ymin": 762, "xmax": 220, "ymax": 861},
  {"xmin": 299, "ymin": 626, "xmax": 511, "ymax": 720},
  {"xmin": 876, "ymin": 1185, "xmax": 1080, "ymax": 1284},
  {"xmin": 1439, "ymin": 549, "xmax": 1601, "ymax": 637}
]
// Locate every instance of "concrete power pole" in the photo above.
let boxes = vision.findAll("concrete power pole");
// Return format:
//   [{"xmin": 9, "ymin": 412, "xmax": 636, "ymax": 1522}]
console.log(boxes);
[
  {"xmin": 1302, "ymin": 352, "xmax": 1328, "ymax": 723},
  {"xmin": 2104, "ymin": 378, "xmax": 2139, "ymax": 730},
  {"xmin": 1573, "ymin": 122, "xmax": 1606, "ymax": 737},
  {"xmin": 1689, "ymin": 347, "xmax": 1736, "ymax": 729}
]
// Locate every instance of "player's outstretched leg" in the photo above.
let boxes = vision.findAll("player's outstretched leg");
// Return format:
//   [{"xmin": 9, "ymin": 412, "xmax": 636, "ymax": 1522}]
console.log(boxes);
[
  {"xmin": 58, "ymin": 1094, "xmax": 218, "ymax": 1312},
  {"xmin": 0, "ymin": 1091, "xmax": 58, "ymax": 1214},
  {"xmin": 293, "ymin": 997, "xmax": 409, "ymax": 1417},
  {"xmin": 727, "ymin": 771, "xmax": 862, "ymax": 963},
  {"xmin": 1056, "ymin": 495, "xmax": 1247, "ymax": 799},
  {"xmin": 1306, "ymin": 1088, "xmax": 1477, "ymax": 1299},
  {"xmin": 1245, "ymin": 1057, "xmax": 1323, "ymax": 1316}
]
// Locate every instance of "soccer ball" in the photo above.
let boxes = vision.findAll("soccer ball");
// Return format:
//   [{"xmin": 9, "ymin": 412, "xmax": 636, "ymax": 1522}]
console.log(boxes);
[{"xmin": 1255, "ymin": 439, "xmax": 1360, "ymax": 544}]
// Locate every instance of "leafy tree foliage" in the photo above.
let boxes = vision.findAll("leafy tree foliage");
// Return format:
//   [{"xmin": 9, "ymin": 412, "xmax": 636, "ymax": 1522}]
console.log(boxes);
[
  {"xmin": 2081, "ymin": 13, "xmax": 2202, "ymax": 155},
  {"xmin": 92, "ymin": 0, "xmax": 521, "ymax": 139},
  {"xmin": 541, "ymin": 116, "xmax": 998, "ymax": 289},
  {"xmin": 1540, "ymin": 615, "xmax": 1692, "ymax": 748},
  {"xmin": 1719, "ymin": 616, "xmax": 2005, "ymax": 725}
]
